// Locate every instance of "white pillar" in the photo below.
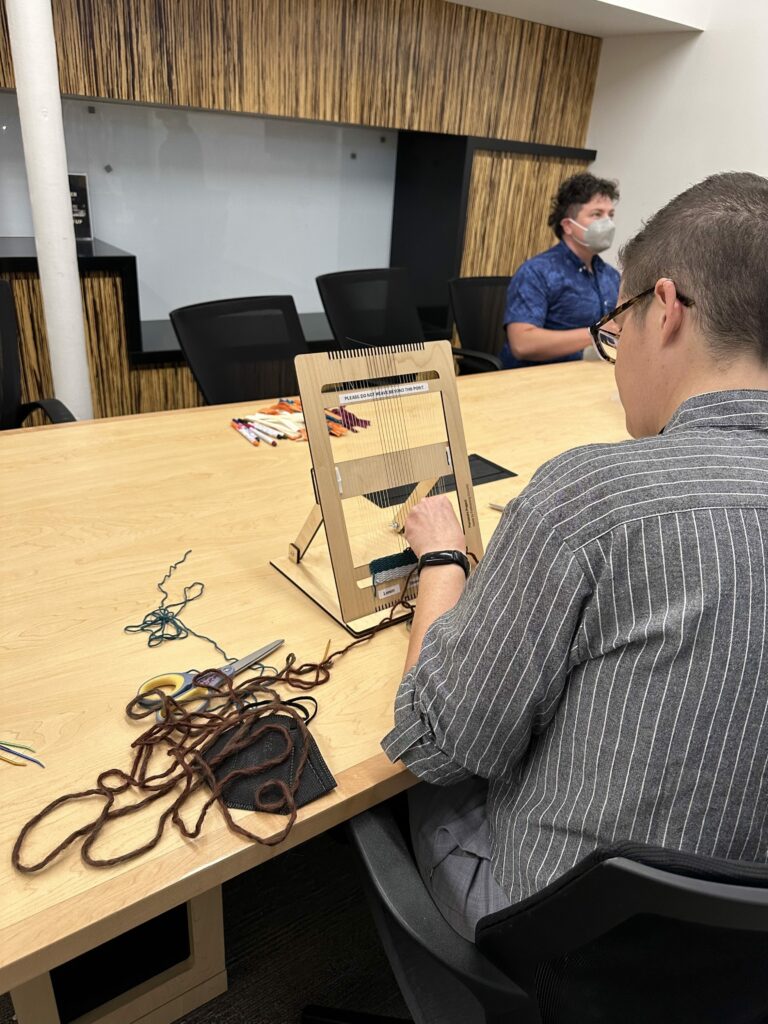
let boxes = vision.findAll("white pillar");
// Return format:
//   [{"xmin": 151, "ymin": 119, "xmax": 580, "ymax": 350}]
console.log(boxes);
[{"xmin": 5, "ymin": 0, "xmax": 94, "ymax": 419}]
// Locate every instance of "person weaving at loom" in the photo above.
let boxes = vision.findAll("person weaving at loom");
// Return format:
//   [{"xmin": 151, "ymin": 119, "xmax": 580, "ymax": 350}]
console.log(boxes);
[{"xmin": 382, "ymin": 171, "xmax": 768, "ymax": 941}]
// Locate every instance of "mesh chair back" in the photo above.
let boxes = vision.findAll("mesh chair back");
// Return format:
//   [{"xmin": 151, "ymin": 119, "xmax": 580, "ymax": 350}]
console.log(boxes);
[
  {"xmin": 476, "ymin": 843, "xmax": 768, "ymax": 1024},
  {"xmin": 169, "ymin": 296, "xmax": 308, "ymax": 405},
  {"xmin": 316, "ymin": 268, "xmax": 425, "ymax": 348},
  {"xmin": 448, "ymin": 276, "xmax": 509, "ymax": 358},
  {"xmin": 0, "ymin": 279, "xmax": 23, "ymax": 430}
]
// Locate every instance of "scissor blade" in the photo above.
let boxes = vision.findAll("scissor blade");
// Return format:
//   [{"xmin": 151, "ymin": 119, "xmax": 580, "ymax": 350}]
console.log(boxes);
[{"xmin": 223, "ymin": 639, "xmax": 285, "ymax": 677}]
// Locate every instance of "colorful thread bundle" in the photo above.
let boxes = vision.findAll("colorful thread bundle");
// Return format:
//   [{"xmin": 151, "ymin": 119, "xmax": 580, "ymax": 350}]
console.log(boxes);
[
  {"xmin": 231, "ymin": 397, "xmax": 371, "ymax": 447},
  {"xmin": 0, "ymin": 739, "xmax": 44, "ymax": 768}
]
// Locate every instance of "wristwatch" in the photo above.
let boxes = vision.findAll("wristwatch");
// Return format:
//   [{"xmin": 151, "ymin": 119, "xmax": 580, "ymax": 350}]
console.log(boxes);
[{"xmin": 417, "ymin": 549, "xmax": 471, "ymax": 578}]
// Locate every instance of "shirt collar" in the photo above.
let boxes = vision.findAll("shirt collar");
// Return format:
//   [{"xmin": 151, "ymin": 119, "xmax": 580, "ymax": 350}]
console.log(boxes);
[
  {"xmin": 663, "ymin": 390, "xmax": 768, "ymax": 434},
  {"xmin": 557, "ymin": 239, "xmax": 604, "ymax": 274}
]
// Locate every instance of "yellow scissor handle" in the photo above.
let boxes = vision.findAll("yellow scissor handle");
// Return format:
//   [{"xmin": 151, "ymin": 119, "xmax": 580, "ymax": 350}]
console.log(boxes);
[
  {"xmin": 138, "ymin": 672, "xmax": 189, "ymax": 701},
  {"xmin": 171, "ymin": 685, "xmax": 210, "ymax": 703},
  {"xmin": 137, "ymin": 672, "xmax": 214, "ymax": 710}
]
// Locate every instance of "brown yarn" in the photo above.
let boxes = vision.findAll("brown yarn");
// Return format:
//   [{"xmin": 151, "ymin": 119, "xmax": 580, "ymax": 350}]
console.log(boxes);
[
  {"xmin": 11, "ymin": 585, "xmax": 418, "ymax": 874},
  {"xmin": 12, "ymin": 551, "xmax": 481, "ymax": 873}
]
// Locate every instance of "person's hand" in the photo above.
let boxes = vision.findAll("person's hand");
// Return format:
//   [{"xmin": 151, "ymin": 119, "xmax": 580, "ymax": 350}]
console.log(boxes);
[{"xmin": 404, "ymin": 495, "xmax": 466, "ymax": 558}]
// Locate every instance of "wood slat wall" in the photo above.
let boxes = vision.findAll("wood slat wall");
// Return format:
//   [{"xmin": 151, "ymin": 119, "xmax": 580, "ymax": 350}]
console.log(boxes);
[
  {"xmin": 0, "ymin": 1, "xmax": 601, "ymax": 420},
  {"xmin": 80, "ymin": 272, "xmax": 203, "ymax": 416},
  {"xmin": 80, "ymin": 272, "xmax": 134, "ymax": 417},
  {"xmin": 1, "ymin": 274, "xmax": 55, "ymax": 426},
  {"xmin": 460, "ymin": 151, "xmax": 591, "ymax": 278},
  {"xmin": 132, "ymin": 364, "xmax": 203, "ymax": 416},
  {"xmin": 2, "ymin": 271, "xmax": 203, "ymax": 421},
  {"xmin": 0, "ymin": 0, "xmax": 600, "ymax": 149}
]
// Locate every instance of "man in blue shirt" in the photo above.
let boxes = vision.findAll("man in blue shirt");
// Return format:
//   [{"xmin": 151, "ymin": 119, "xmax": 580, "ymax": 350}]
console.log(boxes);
[{"xmin": 502, "ymin": 172, "xmax": 621, "ymax": 368}]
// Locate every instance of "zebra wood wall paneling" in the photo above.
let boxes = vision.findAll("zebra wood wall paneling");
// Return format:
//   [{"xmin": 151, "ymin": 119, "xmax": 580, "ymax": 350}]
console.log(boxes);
[
  {"xmin": 82, "ymin": 272, "xmax": 202, "ymax": 415},
  {"xmin": 80, "ymin": 272, "xmax": 134, "ymax": 418},
  {"xmin": 1, "ymin": 1, "xmax": 601, "ymax": 419},
  {"xmin": 0, "ymin": 0, "xmax": 600, "ymax": 148},
  {"xmin": 3, "ymin": 270, "xmax": 203, "ymax": 423},
  {"xmin": 132, "ymin": 364, "xmax": 203, "ymax": 416},
  {"xmin": 460, "ymin": 151, "xmax": 591, "ymax": 279},
  {"xmin": 1, "ymin": 273, "xmax": 53, "ymax": 400},
  {"xmin": 1, "ymin": 274, "xmax": 55, "ymax": 427}
]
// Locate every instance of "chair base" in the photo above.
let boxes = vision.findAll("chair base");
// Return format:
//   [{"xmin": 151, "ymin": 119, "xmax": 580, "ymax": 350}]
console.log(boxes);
[{"xmin": 302, "ymin": 1007, "xmax": 412, "ymax": 1023}]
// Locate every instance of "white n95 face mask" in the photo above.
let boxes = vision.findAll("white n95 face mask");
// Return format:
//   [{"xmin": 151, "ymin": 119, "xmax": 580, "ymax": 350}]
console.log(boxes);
[{"xmin": 569, "ymin": 217, "xmax": 615, "ymax": 253}]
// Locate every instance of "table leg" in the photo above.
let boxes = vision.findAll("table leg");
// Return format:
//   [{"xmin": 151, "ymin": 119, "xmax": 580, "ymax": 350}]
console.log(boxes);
[
  {"xmin": 8, "ymin": 971, "xmax": 60, "ymax": 1023},
  {"xmin": 10, "ymin": 887, "xmax": 227, "ymax": 1024}
]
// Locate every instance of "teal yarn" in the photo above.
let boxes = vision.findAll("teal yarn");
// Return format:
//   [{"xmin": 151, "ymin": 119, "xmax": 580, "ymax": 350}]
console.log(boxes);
[
  {"xmin": 124, "ymin": 550, "xmax": 233, "ymax": 663},
  {"xmin": 369, "ymin": 548, "xmax": 418, "ymax": 576}
]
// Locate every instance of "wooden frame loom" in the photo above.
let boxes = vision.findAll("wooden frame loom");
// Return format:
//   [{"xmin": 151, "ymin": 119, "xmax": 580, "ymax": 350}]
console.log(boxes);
[{"xmin": 270, "ymin": 341, "xmax": 483, "ymax": 636}]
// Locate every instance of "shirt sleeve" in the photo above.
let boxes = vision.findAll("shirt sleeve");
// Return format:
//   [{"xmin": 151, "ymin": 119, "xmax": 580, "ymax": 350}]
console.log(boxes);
[
  {"xmin": 503, "ymin": 262, "xmax": 550, "ymax": 328},
  {"xmin": 605, "ymin": 264, "xmax": 621, "ymax": 307},
  {"xmin": 381, "ymin": 489, "xmax": 591, "ymax": 785}
]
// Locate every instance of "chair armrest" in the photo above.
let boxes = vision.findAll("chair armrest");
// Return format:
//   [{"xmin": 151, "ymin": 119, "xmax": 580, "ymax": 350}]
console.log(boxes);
[
  {"xmin": 347, "ymin": 801, "xmax": 526, "ymax": 1006},
  {"xmin": 339, "ymin": 338, "xmax": 502, "ymax": 371},
  {"xmin": 18, "ymin": 399, "xmax": 77, "ymax": 425},
  {"xmin": 452, "ymin": 348, "xmax": 503, "ymax": 372}
]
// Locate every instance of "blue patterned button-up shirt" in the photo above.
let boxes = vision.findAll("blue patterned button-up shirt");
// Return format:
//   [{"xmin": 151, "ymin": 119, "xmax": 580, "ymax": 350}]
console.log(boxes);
[{"xmin": 502, "ymin": 241, "xmax": 620, "ymax": 369}]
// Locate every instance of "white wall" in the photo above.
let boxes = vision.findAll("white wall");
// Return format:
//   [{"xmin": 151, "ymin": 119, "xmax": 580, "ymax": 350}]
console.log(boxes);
[
  {"xmin": 0, "ymin": 94, "xmax": 397, "ymax": 318},
  {"xmin": 594, "ymin": 0, "xmax": 711, "ymax": 28},
  {"xmin": 454, "ymin": 0, "xmax": 707, "ymax": 36},
  {"xmin": 587, "ymin": 0, "xmax": 768, "ymax": 263}
]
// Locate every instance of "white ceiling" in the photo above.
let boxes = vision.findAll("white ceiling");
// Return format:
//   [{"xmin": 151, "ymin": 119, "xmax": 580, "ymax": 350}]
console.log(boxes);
[{"xmin": 449, "ymin": 0, "xmax": 709, "ymax": 36}]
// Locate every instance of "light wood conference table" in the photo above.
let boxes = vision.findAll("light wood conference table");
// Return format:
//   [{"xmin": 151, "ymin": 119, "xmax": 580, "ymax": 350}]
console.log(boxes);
[{"xmin": 0, "ymin": 361, "xmax": 628, "ymax": 1023}]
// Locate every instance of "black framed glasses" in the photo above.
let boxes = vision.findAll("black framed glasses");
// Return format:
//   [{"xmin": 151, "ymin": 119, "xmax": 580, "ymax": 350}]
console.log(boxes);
[{"xmin": 589, "ymin": 285, "xmax": 694, "ymax": 363}]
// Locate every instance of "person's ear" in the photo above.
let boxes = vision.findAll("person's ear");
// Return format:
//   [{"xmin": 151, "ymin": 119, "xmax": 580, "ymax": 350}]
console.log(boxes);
[
  {"xmin": 656, "ymin": 278, "xmax": 686, "ymax": 348},
  {"xmin": 561, "ymin": 217, "xmax": 575, "ymax": 238}
]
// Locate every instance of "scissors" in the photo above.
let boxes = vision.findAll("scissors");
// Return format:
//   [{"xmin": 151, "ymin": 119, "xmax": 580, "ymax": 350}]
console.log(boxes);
[{"xmin": 136, "ymin": 639, "xmax": 284, "ymax": 717}]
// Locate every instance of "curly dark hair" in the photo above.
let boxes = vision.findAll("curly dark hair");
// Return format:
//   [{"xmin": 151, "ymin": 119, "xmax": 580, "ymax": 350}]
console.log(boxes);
[{"xmin": 548, "ymin": 172, "xmax": 620, "ymax": 239}]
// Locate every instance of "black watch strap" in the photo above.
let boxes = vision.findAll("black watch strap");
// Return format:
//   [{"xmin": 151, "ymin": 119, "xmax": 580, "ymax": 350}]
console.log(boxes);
[{"xmin": 417, "ymin": 549, "xmax": 470, "ymax": 578}]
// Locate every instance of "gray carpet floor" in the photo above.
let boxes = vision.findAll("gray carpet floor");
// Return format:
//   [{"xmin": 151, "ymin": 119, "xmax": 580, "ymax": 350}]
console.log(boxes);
[{"xmin": 1, "ymin": 829, "xmax": 411, "ymax": 1024}]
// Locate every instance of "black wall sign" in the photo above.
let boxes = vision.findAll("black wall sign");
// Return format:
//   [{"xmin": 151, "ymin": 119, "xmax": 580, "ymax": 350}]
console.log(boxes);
[{"xmin": 69, "ymin": 173, "xmax": 92, "ymax": 240}]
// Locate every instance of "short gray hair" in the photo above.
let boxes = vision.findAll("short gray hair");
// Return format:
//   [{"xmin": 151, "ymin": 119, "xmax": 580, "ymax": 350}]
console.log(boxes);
[{"xmin": 619, "ymin": 172, "xmax": 768, "ymax": 364}]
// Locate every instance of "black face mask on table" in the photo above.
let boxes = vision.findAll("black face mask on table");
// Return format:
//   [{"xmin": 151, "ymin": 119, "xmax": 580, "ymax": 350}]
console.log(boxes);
[{"xmin": 201, "ymin": 696, "xmax": 336, "ymax": 814}]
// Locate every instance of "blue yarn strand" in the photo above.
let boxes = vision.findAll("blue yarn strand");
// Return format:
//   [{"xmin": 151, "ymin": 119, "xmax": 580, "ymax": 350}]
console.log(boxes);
[{"xmin": 0, "ymin": 743, "xmax": 44, "ymax": 768}]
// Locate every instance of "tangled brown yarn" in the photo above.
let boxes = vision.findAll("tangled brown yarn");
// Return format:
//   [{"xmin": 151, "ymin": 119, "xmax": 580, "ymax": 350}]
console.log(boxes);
[
  {"xmin": 11, "ymin": 644, "xmax": 366, "ymax": 873},
  {"xmin": 12, "ymin": 556, "xmax": 469, "ymax": 873}
]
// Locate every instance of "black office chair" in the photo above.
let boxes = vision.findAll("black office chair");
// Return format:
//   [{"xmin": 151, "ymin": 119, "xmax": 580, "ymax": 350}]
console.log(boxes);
[
  {"xmin": 0, "ymin": 279, "xmax": 76, "ymax": 429},
  {"xmin": 448, "ymin": 276, "xmax": 510, "ymax": 362},
  {"xmin": 303, "ymin": 798, "xmax": 768, "ymax": 1024},
  {"xmin": 169, "ymin": 295, "xmax": 309, "ymax": 404},
  {"xmin": 316, "ymin": 268, "xmax": 501, "ymax": 373}
]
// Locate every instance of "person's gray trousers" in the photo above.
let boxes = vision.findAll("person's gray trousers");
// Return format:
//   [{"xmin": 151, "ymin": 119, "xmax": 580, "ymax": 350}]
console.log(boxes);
[{"xmin": 408, "ymin": 777, "xmax": 513, "ymax": 941}]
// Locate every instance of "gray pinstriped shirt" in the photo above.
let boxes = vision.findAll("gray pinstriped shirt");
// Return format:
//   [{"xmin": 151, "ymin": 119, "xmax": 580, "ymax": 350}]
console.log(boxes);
[{"xmin": 383, "ymin": 390, "xmax": 768, "ymax": 903}]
